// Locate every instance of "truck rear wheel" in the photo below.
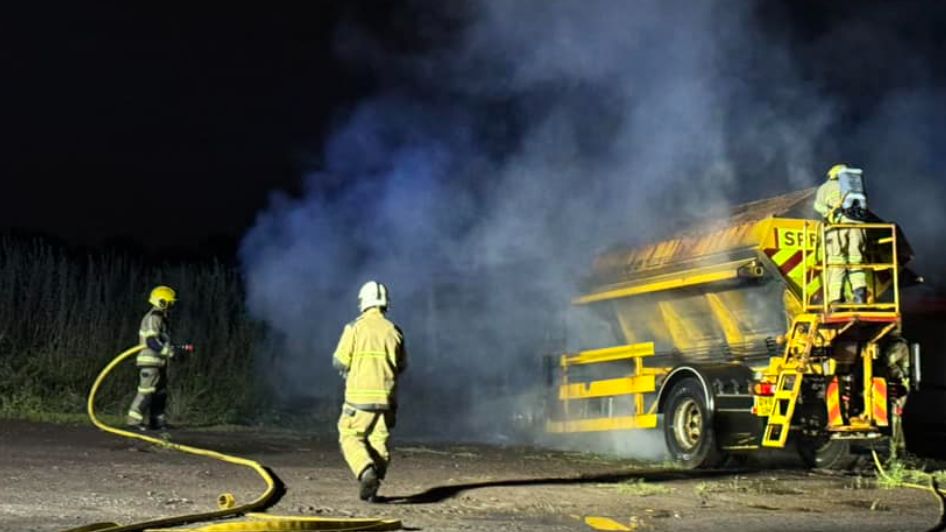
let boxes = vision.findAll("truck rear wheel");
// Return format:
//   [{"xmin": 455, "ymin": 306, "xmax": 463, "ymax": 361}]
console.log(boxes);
[
  {"xmin": 797, "ymin": 438, "xmax": 858, "ymax": 470},
  {"xmin": 663, "ymin": 378, "xmax": 724, "ymax": 468}
]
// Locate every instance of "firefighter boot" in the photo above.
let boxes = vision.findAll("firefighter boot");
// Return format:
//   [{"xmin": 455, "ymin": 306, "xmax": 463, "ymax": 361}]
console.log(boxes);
[
  {"xmin": 358, "ymin": 465, "xmax": 380, "ymax": 502},
  {"xmin": 126, "ymin": 409, "xmax": 149, "ymax": 431},
  {"xmin": 126, "ymin": 418, "xmax": 149, "ymax": 431},
  {"xmin": 852, "ymin": 287, "xmax": 868, "ymax": 305},
  {"xmin": 151, "ymin": 414, "xmax": 170, "ymax": 431}
]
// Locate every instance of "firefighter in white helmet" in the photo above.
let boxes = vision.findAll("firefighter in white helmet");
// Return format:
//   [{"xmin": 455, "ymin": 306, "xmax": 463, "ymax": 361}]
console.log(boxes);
[
  {"xmin": 813, "ymin": 164, "xmax": 868, "ymax": 307},
  {"xmin": 333, "ymin": 280, "xmax": 407, "ymax": 502},
  {"xmin": 126, "ymin": 285, "xmax": 193, "ymax": 430}
]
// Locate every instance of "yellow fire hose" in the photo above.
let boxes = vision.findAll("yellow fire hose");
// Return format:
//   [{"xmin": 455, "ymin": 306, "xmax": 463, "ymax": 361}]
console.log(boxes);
[
  {"xmin": 872, "ymin": 449, "xmax": 946, "ymax": 502},
  {"xmin": 65, "ymin": 345, "xmax": 401, "ymax": 532}
]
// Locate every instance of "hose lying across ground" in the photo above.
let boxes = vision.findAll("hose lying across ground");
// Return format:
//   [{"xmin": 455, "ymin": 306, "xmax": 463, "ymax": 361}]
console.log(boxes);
[
  {"xmin": 871, "ymin": 450, "xmax": 946, "ymax": 532},
  {"xmin": 65, "ymin": 345, "xmax": 401, "ymax": 532}
]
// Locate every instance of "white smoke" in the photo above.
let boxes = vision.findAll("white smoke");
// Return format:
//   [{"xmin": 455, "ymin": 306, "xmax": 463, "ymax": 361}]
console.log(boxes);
[{"xmin": 239, "ymin": 1, "xmax": 946, "ymax": 454}]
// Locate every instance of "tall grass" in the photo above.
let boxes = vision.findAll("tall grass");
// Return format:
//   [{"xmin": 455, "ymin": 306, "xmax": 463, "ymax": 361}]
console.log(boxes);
[{"xmin": 0, "ymin": 235, "xmax": 264, "ymax": 425}]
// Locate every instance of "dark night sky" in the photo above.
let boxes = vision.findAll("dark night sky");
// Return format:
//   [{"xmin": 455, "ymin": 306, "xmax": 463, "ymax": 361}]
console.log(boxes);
[
  {"xmin": 1, "ymin": 4, "xmax": 387, "ymax": 256},
  {"xmin": 2, "ymin": 2, "xmax": 945, "ymax": 258}
]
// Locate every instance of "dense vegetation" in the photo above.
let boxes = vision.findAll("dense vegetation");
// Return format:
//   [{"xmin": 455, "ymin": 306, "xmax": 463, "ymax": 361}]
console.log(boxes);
[{"xmin": 0, "ymin": 236, "xmax": 263, "ymax": 425}]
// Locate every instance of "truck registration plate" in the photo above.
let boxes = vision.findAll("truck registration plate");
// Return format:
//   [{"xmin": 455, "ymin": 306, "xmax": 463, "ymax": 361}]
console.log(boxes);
[{"xmin": 754, "ymin": 396, "xmax": 775, "ymax": 416}]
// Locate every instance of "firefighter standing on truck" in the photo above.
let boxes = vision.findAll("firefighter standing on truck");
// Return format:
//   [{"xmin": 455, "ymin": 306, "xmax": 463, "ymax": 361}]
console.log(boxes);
[
  {"xmin": 333, "ymin": 280, "xmax": 407, "ymax": 502},
  {"xmin": 814, "ymin": 163, "xmax": 868, "ymax": 307},
  {"xmin": 126, "ymin": 285, "xmax": 192, "ymax": 431}
]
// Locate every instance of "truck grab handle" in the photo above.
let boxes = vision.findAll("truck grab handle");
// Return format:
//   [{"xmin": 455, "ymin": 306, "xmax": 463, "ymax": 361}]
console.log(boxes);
[{"xmin": 911, "ymin": 343, "xmax": 922, "ymax": 392}]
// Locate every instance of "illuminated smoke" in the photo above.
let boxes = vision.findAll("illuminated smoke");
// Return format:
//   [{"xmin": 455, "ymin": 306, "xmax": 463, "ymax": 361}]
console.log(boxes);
[{"xmin": 240, "ymin": 1, "xmax": 946, "ymax": 455}]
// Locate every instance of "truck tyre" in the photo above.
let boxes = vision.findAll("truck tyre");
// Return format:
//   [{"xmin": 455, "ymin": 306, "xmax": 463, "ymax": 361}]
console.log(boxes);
[
  {"xmin": 797, "ymin": 438, "xmax": 858, "ymax": 470},
  {"xmin": 663, "ymin": 378, "xmax": 724, "ymax": 468}
]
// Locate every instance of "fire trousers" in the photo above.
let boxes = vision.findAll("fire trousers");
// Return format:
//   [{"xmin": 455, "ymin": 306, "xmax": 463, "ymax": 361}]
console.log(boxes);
[
  {"xmin": 337, "ymin": 404, "xmax": 394, "ymax": 479},
  {"xmin": 127, "ymin": 366, "xmax": 168, "ymax": 427},
  {"xmin": 824, "ymin": 225, "xmax": 866, "ymax": 303}
]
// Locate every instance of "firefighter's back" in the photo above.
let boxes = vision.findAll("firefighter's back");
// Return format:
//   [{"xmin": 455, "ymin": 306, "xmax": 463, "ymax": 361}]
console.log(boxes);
[{"xmin": 345, "ymin": 308, "xmax": 403, "ymax": 409}]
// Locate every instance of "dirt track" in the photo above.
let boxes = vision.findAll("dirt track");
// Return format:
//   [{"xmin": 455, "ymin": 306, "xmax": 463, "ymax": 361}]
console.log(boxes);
[{"xmin": 0, "ymin": 420, "xmax": 939, "ymax": 531}]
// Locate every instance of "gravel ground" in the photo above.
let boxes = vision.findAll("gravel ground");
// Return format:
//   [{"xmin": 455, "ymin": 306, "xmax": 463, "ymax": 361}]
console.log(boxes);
[{"xmin": 0, "ymin": 420, "xmax": 939, "ymax": 531}]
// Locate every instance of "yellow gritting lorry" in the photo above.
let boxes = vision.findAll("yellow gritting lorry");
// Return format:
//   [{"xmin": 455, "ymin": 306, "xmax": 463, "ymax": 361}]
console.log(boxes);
[{"xmin": 546, "ymin": 187, "xmax": 921, "ymax": 468}]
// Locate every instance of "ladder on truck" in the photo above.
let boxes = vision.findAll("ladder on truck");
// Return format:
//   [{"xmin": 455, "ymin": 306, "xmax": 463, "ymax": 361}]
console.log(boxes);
[
  {"xmin": 762, "ymin": 222, "xmax": 901, "ymax": 448},
  {"xmin": 761, "ymin": 315, "xmax": 817, "ymax": 447}
]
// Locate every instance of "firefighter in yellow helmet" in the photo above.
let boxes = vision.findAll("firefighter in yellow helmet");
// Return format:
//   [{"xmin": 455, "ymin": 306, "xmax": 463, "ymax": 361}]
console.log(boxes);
[
  {"xmin": 126, "ymin": 285, "xmax": 193, "ymax": 430},
  {"xmin": 333, "ymin": 280, "xmax": 407, "ymax": 502},
  {"xmin": 813, "ymin": 164, "xmax": 868, "ymax": 307}
]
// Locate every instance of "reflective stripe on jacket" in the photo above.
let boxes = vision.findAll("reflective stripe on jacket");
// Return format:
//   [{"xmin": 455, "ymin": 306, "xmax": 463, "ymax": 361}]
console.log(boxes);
[
  {"xmin": 137, "ymin": 309, "xmax": 172, "ymax": 367},
  {"xmin": 332, "ymin": 308, "xmax": 407, "ymax": 410}
]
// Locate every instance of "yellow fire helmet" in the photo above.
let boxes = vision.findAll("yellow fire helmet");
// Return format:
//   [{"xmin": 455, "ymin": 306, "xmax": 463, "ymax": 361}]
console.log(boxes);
[
  {"xmin": 826, "ymin": 163, "xmax": 848, "ymax": 180},
  {"xmin": 149, "ymin": 285, "xmax": 177, "ymax": 309}
]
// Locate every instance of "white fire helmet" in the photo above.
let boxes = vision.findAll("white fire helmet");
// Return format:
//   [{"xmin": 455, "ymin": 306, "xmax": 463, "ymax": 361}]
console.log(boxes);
[{"xmin": 358, "ymin": 281, "xmax": 389, "ymax": 312}]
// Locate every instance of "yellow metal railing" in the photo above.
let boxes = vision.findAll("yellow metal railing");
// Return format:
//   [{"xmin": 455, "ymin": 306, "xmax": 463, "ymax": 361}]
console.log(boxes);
[
  {"xmin": 547, "ymin": 342, "xmax": 660, "ymax": 434},
  {"xmin": 801, "ymin": 222, "xmax": 900, "ymax": 315}
]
